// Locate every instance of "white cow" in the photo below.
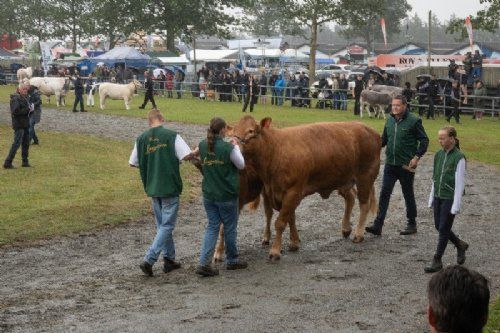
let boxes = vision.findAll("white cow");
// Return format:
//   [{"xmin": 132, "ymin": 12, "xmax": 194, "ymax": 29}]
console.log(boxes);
[
  {"xmin": 29, "ymin": 77, "xmax": 70, "ymax": 107},
  {"xmin": 17, "ymin": 67, "xmax": 33, "ymax": 82},
  {"xmin": 99, "ymin": 80, "xmax": 142, "ymax": 110}
]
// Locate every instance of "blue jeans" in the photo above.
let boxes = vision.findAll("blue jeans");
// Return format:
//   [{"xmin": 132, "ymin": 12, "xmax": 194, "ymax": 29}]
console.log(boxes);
[
  {"xmin": 199, "ymin": 198, "xmax": 239, "ymax": 266},
  {"xmin": 340, "ymin": 91, "xmax": 347, "ymax": 110},
  {"xmin": 144, "ymin": 197, "xmax": 180, "ymax": 265},
  {"xmin": 4, "ymin": 128, "xmax": 29, "ymax": 165},
  {"xmin": 472, "ymin": 67, "xmax": 481, "ymax": 79},
  {"xmin": 332, "ymin": 92, "xmax": 340, "ymax": 109},
  {"xmin": 374, "ymin": 164, "xmax": 417, "ymax": 227}
]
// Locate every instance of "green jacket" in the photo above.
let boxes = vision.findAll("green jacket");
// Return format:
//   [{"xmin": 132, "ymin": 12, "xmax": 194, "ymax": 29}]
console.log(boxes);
[
  {"xmin": 199, "ymin": 137, "xmax": 239, "ymax": 202},
  {"xmin": 136, "ymin": 126, "xmax": 182, "ymax": 198},
  {"xmin": 433, "ymin": 147, "xmax": 465, "ymax": 200},
  {"xmin": 382, "ymin": 110, "xmax": 429, "ymax": 166}
]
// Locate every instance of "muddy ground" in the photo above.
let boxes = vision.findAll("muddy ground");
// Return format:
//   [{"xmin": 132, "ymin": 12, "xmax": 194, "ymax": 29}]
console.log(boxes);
[{"xmin": 0, "ymin": 105, "xmax": 499, "ymax": 333}]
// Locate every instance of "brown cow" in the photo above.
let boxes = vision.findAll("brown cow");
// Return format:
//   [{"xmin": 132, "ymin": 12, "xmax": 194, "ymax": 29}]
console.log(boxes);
[{"xmin": 233, "ymin": 116, "xmax": 381, "ymax": 260}]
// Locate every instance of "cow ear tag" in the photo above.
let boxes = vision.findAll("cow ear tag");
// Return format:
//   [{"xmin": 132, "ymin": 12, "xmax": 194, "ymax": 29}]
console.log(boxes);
[{"xmin": 260, "ymin": 117, "xmax": 272, "ymax": 129}]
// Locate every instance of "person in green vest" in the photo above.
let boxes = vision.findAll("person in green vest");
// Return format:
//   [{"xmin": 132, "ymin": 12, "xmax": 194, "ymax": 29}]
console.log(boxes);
[
  {"xmin": 425, "ymin": 126, "xmax": 468, "ymax": 273},
  {"xmin": 365, "ymin": 95, "xmax": 429, "ymax": 236},
  {"xmin": 129, "ymin": 109, "xmax": 193, "ymax": 277},
  {"xmin": 194, "ymin": 117, "xmax": 247, "ymax": 277}
]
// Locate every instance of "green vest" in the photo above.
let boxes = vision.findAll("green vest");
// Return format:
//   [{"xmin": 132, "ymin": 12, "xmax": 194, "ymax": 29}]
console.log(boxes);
[
  {"xmin": 384, "ymin": 112, "xmax": 420, "ymax": 166},
  {"xmin": 432, "ymin": 147, "xmax": 465, "ymax": 200},
  {"xmin": 199, "ymin": 137, "xmax": 240, "ymax": 202},
  {"xmin": 136, "ymin": 126, "xmax": 182, "ymax": 198}
]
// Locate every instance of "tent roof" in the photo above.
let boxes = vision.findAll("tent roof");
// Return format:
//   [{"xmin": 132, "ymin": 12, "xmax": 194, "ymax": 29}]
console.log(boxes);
[
  {"xmin": 95, "ymin": 46, "xmax": 150, "ymax": 60},
  {"xmin": 157, "ymin": 55, "xmax": 189, "ymax": 65},
  {"xmin": 188, "ymin": 49, "xmax": 238, "ymax": 61},
  {"xmin": 244, "ymin": 48, "xmax": 309, "ymax": 59}
]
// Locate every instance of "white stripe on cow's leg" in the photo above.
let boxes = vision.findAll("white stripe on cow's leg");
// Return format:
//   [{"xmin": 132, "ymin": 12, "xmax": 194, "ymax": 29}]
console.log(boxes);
[
  {"xmin": 261, "ymin": 193, "xmax": 273, "ymax": 246},
  {"xmin": 213, "ymin": 225, "xmax": 225, "ymax": 262},
  {"xmin": 338, "ymin": 186, "xmax": 356, "ymax": 238},
  {"xmin": 288, "ymin": 212, "xmax": 300, "ymax": 252}
]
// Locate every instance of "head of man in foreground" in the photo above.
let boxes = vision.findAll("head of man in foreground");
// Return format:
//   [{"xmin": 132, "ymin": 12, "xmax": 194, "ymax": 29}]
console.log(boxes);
[{"xmin": 427, "ymin": 265, "xmax": 490, "ymax": 333}]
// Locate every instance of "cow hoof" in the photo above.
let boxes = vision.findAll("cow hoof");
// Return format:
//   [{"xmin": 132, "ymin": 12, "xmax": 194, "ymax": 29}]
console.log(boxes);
[
  {"xmin": 342, "ymin": 230, "xmax": 352, "ymax": 238},
  {"xmin": 288, "ymin": 244, "xmax": 299, "ymax": 252},
  {"xmin": 268, "ymin": 253, "xmax": 281, "ymax": 261},
  {"xmin": 261, "ymin": 240, "xmax": 270, "ymax": 246},
  {"xmin": 352, "ymin": 235, "xmax": 364, "ymax": 243}
]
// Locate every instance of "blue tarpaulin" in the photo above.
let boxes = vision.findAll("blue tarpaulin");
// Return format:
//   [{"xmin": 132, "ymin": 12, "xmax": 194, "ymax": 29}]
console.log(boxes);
[{"xmin": 90, "ymin": 46, "xmax": 152, "ymax": 68}]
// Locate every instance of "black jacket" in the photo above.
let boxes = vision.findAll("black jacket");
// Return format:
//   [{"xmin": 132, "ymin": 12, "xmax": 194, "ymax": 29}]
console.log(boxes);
[
  {"xmin": 145, "ymin": 77, "xmax": 154, "ymax": 93},
  {"xmin": 73, "ymin": 77, "xmax": 84, "ymax": 95},
  {"xmin": 10, "ymin": 93, "xmax": 31, "ymax": 129}
]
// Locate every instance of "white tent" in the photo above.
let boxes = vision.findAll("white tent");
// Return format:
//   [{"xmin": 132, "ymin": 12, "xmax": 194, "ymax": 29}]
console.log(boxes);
[
  {"xmin": 188, "ymin": 49, "xmax": 239, "ymax": 62},
  {"xmin": 227, "ymin": 38, "xmax": 282, "ymax": 49},
  {"xmin": 157, "ymin": 55, "xmax": 189, "ymax": 65},
  {"xmin": 94, "ymin": 46, "xmax": 150, "ymax": 60}
]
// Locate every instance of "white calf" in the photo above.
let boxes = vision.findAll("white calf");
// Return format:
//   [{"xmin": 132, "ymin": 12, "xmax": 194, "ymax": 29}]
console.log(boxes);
[{"xmin": 99, "ymin": 80, "xmax": 142, "ymax": 110}]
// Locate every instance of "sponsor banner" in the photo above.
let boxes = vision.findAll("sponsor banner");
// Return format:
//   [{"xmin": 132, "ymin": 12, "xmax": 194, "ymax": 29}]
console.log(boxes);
[{"xmin": 39, "ymin": 41, "xmax": 52, "ymax": 75}]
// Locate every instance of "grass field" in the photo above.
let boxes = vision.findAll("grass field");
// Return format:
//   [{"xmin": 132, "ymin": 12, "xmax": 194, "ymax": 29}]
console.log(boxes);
[
  {"xmin": 486, "ymin": 297, "xmax": 500, "ymax": 333},
  {"xmin": 1, "ymin": 84, "xmax": 497, "ymax": 165},
  {"xmin": 0, "ymin": 125, "xmax": 199, "ymax": 246}
]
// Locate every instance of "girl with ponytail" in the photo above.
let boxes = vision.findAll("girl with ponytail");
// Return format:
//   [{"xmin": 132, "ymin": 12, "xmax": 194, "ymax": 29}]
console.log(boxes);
[
  {"xmin": 425, "ymin": 126, "xmax": 468, "ymax": 273},
  {"xmin": 195, "ymin": 117, "xmax": 247, "ymax": 277}
]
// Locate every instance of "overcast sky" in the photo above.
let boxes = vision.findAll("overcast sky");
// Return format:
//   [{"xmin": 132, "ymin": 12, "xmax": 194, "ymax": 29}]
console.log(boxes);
[{"xmin": 407, "ymin": 0, "xmax": 483, "ymax": 22}]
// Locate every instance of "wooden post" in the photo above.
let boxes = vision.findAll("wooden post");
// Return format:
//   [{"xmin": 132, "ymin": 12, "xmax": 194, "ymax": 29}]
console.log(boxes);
[{"xmin": 428, "ymin": 10, "xmax": 432, "ymax": 73}]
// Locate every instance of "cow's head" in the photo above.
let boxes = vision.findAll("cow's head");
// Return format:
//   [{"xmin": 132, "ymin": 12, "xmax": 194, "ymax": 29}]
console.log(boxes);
[
  {"xmin": 233, "ymin": 115, "xmax": 272, "ymax": 145},
  {"xmin": 132, "ymin": 79, "xmax": 142, "ymax": 89}
]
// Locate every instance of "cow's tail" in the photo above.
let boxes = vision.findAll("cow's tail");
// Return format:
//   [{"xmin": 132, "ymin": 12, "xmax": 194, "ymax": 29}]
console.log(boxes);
[
  {"xmin": 369, "ymin": 185, "xmax": 378, "ymax": 215},
  {"xmin": 247, "ymin": 195, "xmax": 261, "ymax": 211}
]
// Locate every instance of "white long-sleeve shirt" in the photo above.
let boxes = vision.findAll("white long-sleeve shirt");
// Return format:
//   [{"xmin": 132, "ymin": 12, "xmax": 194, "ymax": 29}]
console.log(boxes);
[
  {"xmin": 230, "ymin": 144, "xmax": 245, "ymax": 170},
  {"xmin": 428, "ymin": 158, "xmax": 466, "ymax": 214},
  {"xmin": 128, "ymin": 134, "xmax": 192, "ymax": 167}
]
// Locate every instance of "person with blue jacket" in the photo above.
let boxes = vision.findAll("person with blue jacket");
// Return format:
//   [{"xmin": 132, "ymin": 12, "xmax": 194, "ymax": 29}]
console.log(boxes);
[{"xmin": 274, "ymin": 75, "xmax": 286, "ymax": 106}]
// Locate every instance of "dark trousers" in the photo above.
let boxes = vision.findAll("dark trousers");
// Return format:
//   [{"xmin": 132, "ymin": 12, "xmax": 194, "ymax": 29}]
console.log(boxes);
[
  {"xmin": 242, "ymin": 93, "xmax": 257, "ymax": 112},
  {"xmin": 374, "ymin": 164, "xmax": 417, "ymax": 227},
  {"xmin": 5, "ymin": 128, "xmax": 30, "ymax": 165},
  {"xmin": 73, "ymin": 93, "xmax": 84, "ymax": 112},
  {"xmin": 29, "ymin": 116, "xmax": 39, "ymax": 144},
  {"xmin": 447, "ymin": 105, "xmax": 460, "ymax": 123},
  {"xmin": 141, "ymin": 92, "xmax": 157, "ymax": 108},
  {"xmin": 426, "ymin": 97, "xmax": 435, "ymax": 119},
  {"xmin": 271, "ymin": 88, "xmax": 277, "ymax": 105},
  {"xmin": 354, "ymin": 95, "xmax": 361, "ymax": 115},
  {"xmin": 433, "ymin": 197, "xmax": 460, "ymax": 258}
]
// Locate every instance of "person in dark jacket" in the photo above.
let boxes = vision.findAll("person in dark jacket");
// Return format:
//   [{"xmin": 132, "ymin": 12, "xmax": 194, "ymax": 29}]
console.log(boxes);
[
  {"xmin": 242, "ymin": 74, "xmax": 258, "ymax": 112},
  {"xmin": 472, "ymin": 50, "xmax": 482, "ymax": 80},
  {"xmin": 139, "ymin": 71, "xmax": 157, "ymax": 109},
  {"xmin": 28, "ymin": 85, "xmax": 42, "ymax": 145},
  {"xmin": 72, "ymin": 72, "xmax": 85, "ymax": 113},
  {"xmin": 447, "ymin": 80, "xmax": 461, "ymax": 124},
  {"xmin": 4, "ymin": 85, "xmax": 32, "ymax": 168},
  {"xmin": 427, "ymin": 75, "xmax": 438, "ymax": 119},
  {"xmin": 366, "ymin": 95, "xmax": 429, "ymax": 237},
  {"xmin": 402, "ymin": 82, "xmax": 413, "ymax": 110},
  {"xmin": 339, "ymin": 74, "xmax": 348, "ymax": 111},
  {"xmin": 269, "ymin": 71, "xmax": 278, "ymax": 105},
  {"xmin": 352, "ymin": 74, "xmax": 364, "ymax": 115},
  {"xmin": 259, "ymin": 72, "xmax": 268, "ymax": 104}
]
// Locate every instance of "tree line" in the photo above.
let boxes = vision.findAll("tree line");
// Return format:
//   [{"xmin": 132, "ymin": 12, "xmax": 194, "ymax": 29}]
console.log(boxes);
[{"xmin": 0, "ymin": 0, "xmax": 497, "ymax": 78}]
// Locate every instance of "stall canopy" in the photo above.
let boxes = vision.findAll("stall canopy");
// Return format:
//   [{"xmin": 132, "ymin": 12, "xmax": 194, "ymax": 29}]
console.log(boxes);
[
  {"xmin": 91, "ymin": 46, "xmax": 151, "ymax": 67},
  {"xmin": 188, "ymin": 49, "xmax": 238, "ymax": 63},
  {"xmin": 0, "ymin": 47, "xmax": 19, "ymax": 59},
  {"xmin": 157, "ymin": 55, "xmax": 189, "ymax": 65}
]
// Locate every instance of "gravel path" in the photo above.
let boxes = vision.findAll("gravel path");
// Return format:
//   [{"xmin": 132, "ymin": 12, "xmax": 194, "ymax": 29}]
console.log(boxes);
[
  {"xmin": 0, "ymin": 104, "xmax": 499, "ymax": 333},
  {"xmin": 0, "ymin": 103, "xmax": 206, "ymax": 147}
]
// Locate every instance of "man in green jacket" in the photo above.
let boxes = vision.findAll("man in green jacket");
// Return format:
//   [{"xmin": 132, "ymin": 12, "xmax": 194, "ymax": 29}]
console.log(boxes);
[
  {"xmin": 129, "ymin": 109, "xmax": 192, "ymax": 277},
  {"xmin": 366, "ymin": 95, "xmax": 429, "ymax": 236}
]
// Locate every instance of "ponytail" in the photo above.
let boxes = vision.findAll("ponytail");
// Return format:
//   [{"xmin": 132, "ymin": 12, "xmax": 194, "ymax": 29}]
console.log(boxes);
[{"xmin": 207, "ymin": 117, "xmax": 227, "ymax": 153}]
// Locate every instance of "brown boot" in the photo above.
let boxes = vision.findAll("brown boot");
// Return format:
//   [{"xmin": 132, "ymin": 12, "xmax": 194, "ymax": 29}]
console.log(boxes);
[
  {"xmin": 163, "ymin": 258, "xmax": 181, "ymax": 273},
  {"xmin": 424, "ymin": 256, "xmax": 443, "ymax": 273},
  {"xmin": 456, "ymin": 240, "xmax": 469, "ymax": 265}
]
